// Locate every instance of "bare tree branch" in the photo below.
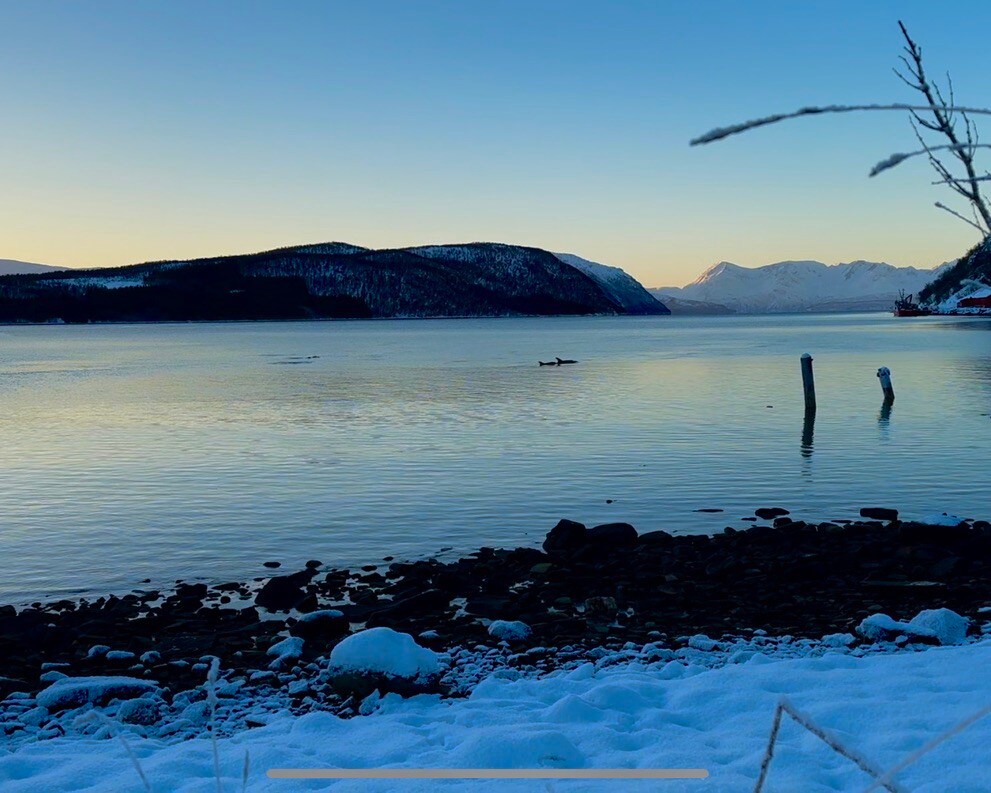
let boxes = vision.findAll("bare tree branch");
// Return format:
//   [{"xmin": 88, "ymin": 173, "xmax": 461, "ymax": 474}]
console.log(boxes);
[
  {"xmin": 934, "ymin": 201, "xmax": 987, "ymax": 233},
  {"xmin": 868, "ymin": 144, "xmax": 991, "ymax": 178},
  {"xmin": 689, "ymin": 21, "xmax": 991, "ymax": 233},
  {"xmin": 690, "ymin": 104, "xmax": 991, "ymax": 146},
  {"xmin": 894, "ymin": 20, "xmax": 991, "ymax": 229}
]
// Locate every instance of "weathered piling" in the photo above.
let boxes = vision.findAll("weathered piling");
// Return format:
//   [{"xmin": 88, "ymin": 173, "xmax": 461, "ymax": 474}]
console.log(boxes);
[
  {"xmin": 876, "ymin": 366, "xmax": 895, "ymax": 402},
  {"xmin": 800, "ymin": 353, "xmax": 816, "ymax": 413}
]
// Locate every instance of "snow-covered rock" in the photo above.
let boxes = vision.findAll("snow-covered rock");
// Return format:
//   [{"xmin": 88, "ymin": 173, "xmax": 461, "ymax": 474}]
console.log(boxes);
[
  {"xmin": 36, "ymin": 677, "xmax": 158, "ymax": 711},
  {"xmin": 327, "ymin": 628, "xmax": 441, "ymax": 697},
  {"xmin": 821, "ymin": 632, "xmax": 857, "ymax": 648},
  {"xmin": 857, "ymin": 608, "xmax": 969, "ymax": 645},
  {"xmin": 487, "ymin": 620, "xmax": 532, "ymax": 643},
  {"xmin": 289, "ymin": 609, "xmax": 347, "ymax": 641},
  {"xmin": 908, "ymin": 608, "xmax": 969, "ymax": 646},
  {"xmin": 117, "ymin": 697, "xmax": 161, "ymax": 726},
  {"xmin": 921, "ymin": 512, "xmax": 965, "ymax": 526},
  {"xmin": 104, "ymin": 650, "xmax": 135, "ymax": 662},
  {"xmin": 266, "ymin": 637, "xmax": 304, "ymax": 670},
  {"xmin": 687, "ymin": 634, "xmax": 721, "ymax": 651},
  {"xmin": 329, "ymin": 628, "xmax": 440, "ymax": 680}
]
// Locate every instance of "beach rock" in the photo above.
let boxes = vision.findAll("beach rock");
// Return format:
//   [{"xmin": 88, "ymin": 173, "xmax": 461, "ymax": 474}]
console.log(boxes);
[
  {"xmin": 860, "ymin": 507, "xmax": 898, "ymax": 522},
  {"xmin": 117, "ymin": 696, "xmax": 161, "ymax": 726},
  {"xmin": 289, "ymin": 610, "xmax": 348, "ymax": 641},
  {"xmin": 36, "ymin": 676, "xmax": 158, "ymax": 711},
  {"xmin": 366, "ymin": 589, "xmax": 450, "ymax": 625},
  {"xmin": 543, "ymin": 520, "xmax": 588, "ymax": 553},
  {"xmin": 255, "ymin": 570, "xmax": 314, "ymax": 612},
  {"xmin": 266, "ymin": 637, "xmax": 304, "ymax": 670},
  {"xmin": 638, "ymin": 530, "xmax": 674, "ymax": 545},
  {"xmin": 488, "ymin": 620, "xmax": 532, "ymax": 643},
  {"xmin": 326, "ymin": 628, "xmax": 441, "ymax": 698},
  {"xmin": 908, "ymin": 608, "xmax": 969, "ymax": 645},
  {"xmin": 586, "ymin": 523, "xmax": 638, "ymax": 547},
  {"xmin": 755, "ymin": 508, "xmax": 789, "ymax": 519}
]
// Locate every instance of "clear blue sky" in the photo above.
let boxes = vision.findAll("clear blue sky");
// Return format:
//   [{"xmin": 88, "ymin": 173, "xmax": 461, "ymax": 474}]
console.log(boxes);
[{"xmin": 3, "ymin": 1, "xmax": 991, "ymax": 285}]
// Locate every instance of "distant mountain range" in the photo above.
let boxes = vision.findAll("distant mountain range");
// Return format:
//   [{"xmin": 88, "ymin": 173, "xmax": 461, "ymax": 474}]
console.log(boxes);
[
  {"xmin": 0, "ymin": 259, "xmax": 64, "ymax": 276},
  {"xmin": 0, "ymin": 243, "xmax": 669, "ymax": 323},
  {"xmin": 652, "ymin": 260, "xmax": 950, "ymax": 314}
]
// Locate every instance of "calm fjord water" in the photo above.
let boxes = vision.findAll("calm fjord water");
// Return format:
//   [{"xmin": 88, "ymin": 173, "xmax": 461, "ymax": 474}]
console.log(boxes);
[{"xmin": 1, "ymin": 314, "xmax": 989, "ymax": 601}]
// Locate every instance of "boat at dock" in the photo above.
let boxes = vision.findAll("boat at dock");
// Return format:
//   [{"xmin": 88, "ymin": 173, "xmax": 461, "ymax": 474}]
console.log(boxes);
[{"xmin": 893, "ymin": 291, "xmax": 931, "ymax": 317}]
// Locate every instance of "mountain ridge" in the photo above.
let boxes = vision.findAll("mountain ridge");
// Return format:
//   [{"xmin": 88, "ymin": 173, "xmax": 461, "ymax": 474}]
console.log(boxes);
[
  {"xmin": 653, "ymin": 259, "xmax": 950, "ymax": 314},
  {"xmin": 0, "ymin": 259, "xmax": 64, "ymax": 276},
  {"xmin": 0, "ymin": 242, "xmax": 668, "ymax": 323}
]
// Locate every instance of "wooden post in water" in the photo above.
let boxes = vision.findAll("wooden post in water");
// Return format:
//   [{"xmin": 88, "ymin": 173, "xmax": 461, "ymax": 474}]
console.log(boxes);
[
  {"xmin": 800, "ymin": 353, "xmax": 816, "ymax": 413},
  {"xmin": 876, "ymin": 366, "xmax": 895, "ymax": 402}
]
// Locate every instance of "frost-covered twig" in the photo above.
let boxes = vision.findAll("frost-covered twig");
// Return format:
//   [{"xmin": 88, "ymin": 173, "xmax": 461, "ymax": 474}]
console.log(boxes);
[
  {"xmin": 934, "ymin": 202, "xmax": 987, "ymax": 234},
  {"xmin": 753, "ymin": 698, "xmax": 902, "ymax": 793},
  {"xmin": 932, "ymin": 175, "xmax": 991, "ymax": 185},
  {"xmin": 241, "ymin": 750, "xmax": 250, "ymax": 793},
  {"xmin": 869, "ymin": 144, "xmax": 991, "ymax": 177},
  {"xmin": 690, "ymin": 104, "xmax": 991, "ymax": 146},
  {"xmin": 753, "ymin": 700, "xmax": 784, "ymax": 792},
  {"xmin": 207, "ymin": 657, "xmax": 223, "ymax": 793},
  {"xmin": 862, "ymin": 701, "xmax": 991, "ymax": 793}
]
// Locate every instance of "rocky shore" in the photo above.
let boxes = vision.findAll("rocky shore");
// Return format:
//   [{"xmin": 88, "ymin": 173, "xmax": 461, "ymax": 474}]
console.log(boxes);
[{"xmin": 2, "ymin": 508, "xmax": 990, "ymax": 737}]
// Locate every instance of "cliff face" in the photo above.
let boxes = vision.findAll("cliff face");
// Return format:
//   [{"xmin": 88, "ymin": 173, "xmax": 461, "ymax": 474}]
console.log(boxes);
[
  {"xmin": 0, "ymin": 242, "xmax": 666, "ymax": 323},
  {"xmin": 918, "ymin": 237, "xmax": 991, "ymax": 306}
]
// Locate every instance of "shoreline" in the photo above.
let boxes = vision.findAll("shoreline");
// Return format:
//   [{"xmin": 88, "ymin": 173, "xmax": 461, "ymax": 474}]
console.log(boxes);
[{"xmin": 2, "ymin": 509, "xmax": 988, "ymax": 710}]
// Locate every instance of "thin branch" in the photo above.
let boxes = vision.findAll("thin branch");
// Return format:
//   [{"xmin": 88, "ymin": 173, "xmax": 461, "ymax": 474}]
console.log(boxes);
[
  {"xmin": 690, "ymin": 104, "xmax": 991, "ymax": 146},
  {"xmin": 753, "ymin": 698, "xmax": 902, "ymax": 793},
  {"xmin": 863, "ymin": 702, "xmax": 991, "ymax": 793},
  {"xmin": 931, "ymin": 176, "xmax": 991, "ymax": 185},
  {"xmin": 934, "ymin": 201, "xmax": 987, "ymax": 233},
  {"xmin": 868, "ymin": 144, "xmax": 991, "ymax": 177},
  {"xmin": 896, "ymin": 20, "xmax": 991, "ymax": 228}
]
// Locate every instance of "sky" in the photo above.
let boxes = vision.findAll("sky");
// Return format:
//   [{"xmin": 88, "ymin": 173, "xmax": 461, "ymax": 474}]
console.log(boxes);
[{"xmin": 3, "ymin": 1, "xmax": 991, "ymax": 286}]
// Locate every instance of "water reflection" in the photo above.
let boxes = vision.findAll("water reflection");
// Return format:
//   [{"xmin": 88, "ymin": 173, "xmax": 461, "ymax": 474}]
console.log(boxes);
[
  {"xmin": 801, "ymin": 409, "xmax": 815, "ymax": 460},
  {"xmin": 878, "ymin": 398, "xmax": 894, "ymax": 425},
  {"xmin": 2, "ymin": 315, "xmax": 991, "ymax": 601}
]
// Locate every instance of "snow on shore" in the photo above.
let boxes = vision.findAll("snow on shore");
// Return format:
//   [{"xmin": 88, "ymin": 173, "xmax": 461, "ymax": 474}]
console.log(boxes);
[{"xmin": 4, "ymin": 634, "xmax": 991, "ymax": 792}]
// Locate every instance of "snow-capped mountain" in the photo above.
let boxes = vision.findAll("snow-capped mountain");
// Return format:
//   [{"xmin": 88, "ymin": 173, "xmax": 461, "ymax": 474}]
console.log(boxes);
[
  {"xmin": 0, "ymin": 259, "xmax": 64, "ymax": 276},
  {"xmin": 0, "ymin": 242, "xmax": 668, "ymax": 322},
  {"xmin": 654, "ymin": 260, "xmax": 951, "ymax": 314},
  {"xmin": 553, "ymin": 253, "xmax": 669, "ymax": 315}
]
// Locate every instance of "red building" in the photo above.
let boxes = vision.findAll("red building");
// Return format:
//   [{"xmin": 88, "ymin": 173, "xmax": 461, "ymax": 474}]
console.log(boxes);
[{"xmin": 958, "ymin": 288, "xmax": 991, "ymax": 309}]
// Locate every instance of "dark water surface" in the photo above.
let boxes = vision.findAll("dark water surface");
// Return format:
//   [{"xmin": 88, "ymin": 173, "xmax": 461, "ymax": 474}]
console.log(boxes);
[{"xmin": 1, "ymin": 314, "xmax": 988, "ymax": 601}]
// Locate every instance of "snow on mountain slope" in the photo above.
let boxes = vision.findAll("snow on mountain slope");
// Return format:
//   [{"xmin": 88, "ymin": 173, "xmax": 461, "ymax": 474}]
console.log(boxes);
[
  {"xmin": 553, "ymin": 252, "xmax": 669, "ymax": 315},
  {"xmin": 659, "ymin": 260, "xmax": 951, "ymax": 313},
  {"xmin": 0, "ymin": 259, "xmax": 64, "ymax": 276}
]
